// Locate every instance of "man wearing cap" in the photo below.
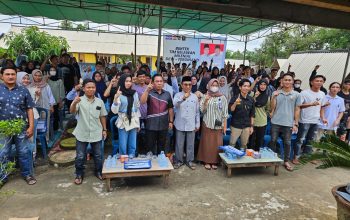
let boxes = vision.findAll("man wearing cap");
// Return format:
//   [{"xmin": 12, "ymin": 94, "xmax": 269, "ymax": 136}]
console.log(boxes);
[{"xmin": 173, "ymin": 76, "xmax": 200, "ymax": 169}]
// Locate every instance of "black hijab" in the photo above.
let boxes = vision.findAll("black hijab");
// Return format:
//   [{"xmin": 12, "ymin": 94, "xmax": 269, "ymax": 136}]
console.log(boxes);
[
  {"xmin": 255, "ymin": 79, "xmax": 269, "ymax": 107},
  {"xmin": 118, "ymin": 74, "xmax": 136, "ymax": 124}
]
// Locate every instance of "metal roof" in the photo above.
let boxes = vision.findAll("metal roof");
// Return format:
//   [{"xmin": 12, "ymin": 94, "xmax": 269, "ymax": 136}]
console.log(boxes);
[
  {"xmin": 279, "ymin": 50, "xmax": 350, "ymax": 90},
  {"xmin": 0, "ymin": 0, "xmax": 276, "ymax": 36}
]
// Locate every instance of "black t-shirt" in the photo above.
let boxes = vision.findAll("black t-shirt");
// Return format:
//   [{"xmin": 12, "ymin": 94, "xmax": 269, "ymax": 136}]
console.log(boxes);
[
  {"xmin": 229, "ymin": 94, "xmax": 255, "ymax": 129},
  {"xmin": 338, "ymin": 91, "xmax": 350, "ymax": 120},
  {"xmin": 58, "ymin": 63, "xmax": 77, "ymax": 93}
]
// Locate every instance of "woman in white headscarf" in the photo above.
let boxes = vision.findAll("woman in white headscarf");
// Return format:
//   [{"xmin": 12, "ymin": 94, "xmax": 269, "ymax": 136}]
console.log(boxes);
[
  {"xmin": 29, "ymin": 69, "xmax": 56, "ymax": 141},
  {"xmin": 218, "ymin": 76, "xmax": 232, "ymax": 101},
  {"xmin": 16, "ymin": 71, "xmax": 39, "ymax": 161}
]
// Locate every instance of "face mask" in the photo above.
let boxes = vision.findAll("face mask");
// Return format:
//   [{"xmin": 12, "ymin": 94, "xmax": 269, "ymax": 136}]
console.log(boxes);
[
  {"xmin": 49, "ymin": 71, "xmax": 57, "ymax": 76},
  {"xmin": 210, "ymin": 86, "xmax": 219, "ymax": 93},
  {"xmin": 163, "ymin": 77, "xmax": 168, "ymax": 81},
  {"xmin": 294, "ymin": 84, "xmax": 301, "ymax": 88}
]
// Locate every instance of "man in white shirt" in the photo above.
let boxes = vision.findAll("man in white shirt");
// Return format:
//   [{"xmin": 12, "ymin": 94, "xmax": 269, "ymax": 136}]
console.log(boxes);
[{"xmin": 293, "ymin": 75, "xmax": 326, "ymax": 164}]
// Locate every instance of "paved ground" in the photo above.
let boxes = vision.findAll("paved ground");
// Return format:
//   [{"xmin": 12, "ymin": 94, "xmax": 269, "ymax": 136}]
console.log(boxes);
[{"xmin": 0, "ymin": 159, "xmax": 349, "ymax": 220}]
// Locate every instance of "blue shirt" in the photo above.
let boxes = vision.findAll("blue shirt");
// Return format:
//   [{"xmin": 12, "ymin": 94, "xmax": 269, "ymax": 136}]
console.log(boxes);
[
  {"xmin": 173, "ymin": 92, "xmax": 200, "ymax": 131},
  {"xmin": 0, "ymin": 84, "xmax": 35, "ymax": 121}
]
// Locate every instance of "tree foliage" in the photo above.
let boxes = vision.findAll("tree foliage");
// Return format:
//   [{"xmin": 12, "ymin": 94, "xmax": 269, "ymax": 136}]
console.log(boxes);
[
  {"xmin": 4, "ymin": 26, "xmax": 69, "ymax": 62},
  {"xmin": 60, "ymin": 20, "xmax": 88, "ymax": 31},
  {"xmin": 226, "ymin": 25, "xmax": 350, "ymax": 66}
]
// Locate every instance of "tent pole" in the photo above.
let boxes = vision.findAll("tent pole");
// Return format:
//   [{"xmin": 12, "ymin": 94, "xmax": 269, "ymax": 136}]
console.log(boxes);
[
  {"xmin": 342, "ymin": 48, "xmax": 350, "ymax": 83},
  {"xmin": 134, "ymin": 26, "xmax": 137, "ymax": 66},
  {"xmin": 243, "ymin": 35, "xmax": 248, "ymax": 65},
  {"xmin": 156, "ymin": 7, "xmax": 163, "ymax": 73}
]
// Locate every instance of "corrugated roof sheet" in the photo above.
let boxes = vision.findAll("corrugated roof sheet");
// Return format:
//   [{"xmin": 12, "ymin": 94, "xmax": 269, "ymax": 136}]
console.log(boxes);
[{"xmin": 279, "ymin": 50, "xmax": 350, "ymax": 90}]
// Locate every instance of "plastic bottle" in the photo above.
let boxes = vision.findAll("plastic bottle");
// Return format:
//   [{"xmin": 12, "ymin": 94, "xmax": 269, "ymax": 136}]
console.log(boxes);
[
  {"xmin": 158, "ymin": 151, "xmax": 168, "ymax": 167},
  {"xmin": 106, "ymin": 155, "xmax": 112, "ymax": 169}
]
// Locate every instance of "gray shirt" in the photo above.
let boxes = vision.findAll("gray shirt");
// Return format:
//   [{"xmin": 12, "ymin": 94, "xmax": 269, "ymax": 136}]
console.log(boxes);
[
  {"xmin": 73, "ymin": 95, "xmax": 107, "ymax": 142},
  {"xmin": 271, "ymin": 89, "xmax": 302, "ymax": 127},
  {"xmin": 173, "ymin": 92, "xmax": 200, "ymax": 131}
]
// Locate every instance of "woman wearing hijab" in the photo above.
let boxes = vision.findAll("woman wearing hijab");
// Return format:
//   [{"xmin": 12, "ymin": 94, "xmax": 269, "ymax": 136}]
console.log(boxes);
[
  {"xmin": 92, "ymin": 71, "xmax": 107, "ymax": 102},
  {"xmin": 218, "ymin": 76, "xmax": 232, "ymax": 101},
  {"xmin": 17, "ymin": 71, "xmax": 40, "ymax": 161},
  {"xmin": 249, "ymin": 79, "xmax": 270, "ymax": 151},
  {"xmin": 29, "ymin": 69, "xmax": 56, "ymax": 141},
  {"xmin": 111, "ymin": 74, "xmax": 140, "ymax": 157},
  {"xmin": 191, "ymin": 75, "xmax": 198, "ymax": 93},
  {"xmin": 47, "ymin": 66, "xmax": 65, "ymax": 131},
  {"xmin": 197, "ymin": 79, "xmax": 228, "ymax": 170}
]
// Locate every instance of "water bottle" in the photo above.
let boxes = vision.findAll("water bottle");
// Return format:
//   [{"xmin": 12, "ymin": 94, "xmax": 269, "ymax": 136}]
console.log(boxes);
[
  {"xmin": 158, "ymin": 151, "xmax": 168, "ymax": 167},
  {"xmin": 106, "ymin": 155, "xmax": 112, "ymax": 169},
  {"xmin": 111, "ymin": 155, "xmax": 117, "ymax": 168}
]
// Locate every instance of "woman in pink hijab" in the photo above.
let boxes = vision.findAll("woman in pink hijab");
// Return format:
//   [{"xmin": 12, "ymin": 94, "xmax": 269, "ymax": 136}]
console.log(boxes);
[{"xmin": 197, "ymin": 79, "xmax": 229, "ymax": 170}]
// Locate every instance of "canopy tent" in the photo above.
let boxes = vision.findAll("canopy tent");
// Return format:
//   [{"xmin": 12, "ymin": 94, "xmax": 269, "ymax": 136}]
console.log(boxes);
[{"xmin": 0, "ymin": 0, "xmax": 276, "ymax": 36}]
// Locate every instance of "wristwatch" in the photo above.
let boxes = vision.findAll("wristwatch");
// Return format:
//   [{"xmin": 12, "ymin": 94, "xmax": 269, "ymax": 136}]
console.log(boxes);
[{"xmin": 293, "ymin": 123, "xmax": 299, "ymax": 127}]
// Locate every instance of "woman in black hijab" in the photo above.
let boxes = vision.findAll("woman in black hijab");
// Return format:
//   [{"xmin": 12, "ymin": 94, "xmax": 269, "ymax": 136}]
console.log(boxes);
[
  {"xmin": 110, "ymin": 74, "xmax": 140, "ymax": 158},
  {"xmin": 249, "ymin": 79, "xmax": 270, "ymax": 151}
]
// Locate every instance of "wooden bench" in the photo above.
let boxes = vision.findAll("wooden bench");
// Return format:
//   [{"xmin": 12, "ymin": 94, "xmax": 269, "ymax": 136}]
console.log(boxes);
[
  {"xmin": 102, "ymin": 157, "xmax": 174, "ymax": 192},
  {"xmin": 219, "ymin": 153, "xmax": 283, "ymax": 177}
]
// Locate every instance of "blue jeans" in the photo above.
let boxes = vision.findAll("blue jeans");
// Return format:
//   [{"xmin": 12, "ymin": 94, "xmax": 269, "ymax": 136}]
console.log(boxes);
[
  {"xmin": 118, "ymin": 128, "xmax": 137, "ymax": 157},
  {"xmin": 75, "ymin": 140, "xmax": 102, "ymax": 177},
  {"xmin": 269, "ymin": 124, "xmax": 292, "ymax": 162},
  {"xmin": 295, "ymin": 123, "xmax": 318, "ymax": 156},
  {"xmin": 0, "ymin": 131, "xmax": 32, "ymax": 177}
]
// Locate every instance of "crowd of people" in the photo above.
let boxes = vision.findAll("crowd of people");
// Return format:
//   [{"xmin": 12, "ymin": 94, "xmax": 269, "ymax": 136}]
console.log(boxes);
[{"xmin": 0, "ymin": 52, "xmax": 349, "ymax": 185}]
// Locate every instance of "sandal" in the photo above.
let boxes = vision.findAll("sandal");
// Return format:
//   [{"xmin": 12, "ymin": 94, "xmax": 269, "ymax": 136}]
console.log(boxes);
[
  {"xmin": 291, "ymin": 159, "xmax": 300, "ymax": 165},
  {"xmin": 211, "ymin": 164, "xmax": 218, "ymax": 170},
  {"xmin": 74, "ymin": 176, "xmax": 83, "ymax": 185},
  {"xmin": 204, "ymin": 164, "xmax": 211, "ymax": 170},
  {"xmin": 284, "ymin": 162, "xmax": 293, "ymax": 172},
  {"xmin": 25, "ymin": 175, "xmax": 37, "ymax": 185}
]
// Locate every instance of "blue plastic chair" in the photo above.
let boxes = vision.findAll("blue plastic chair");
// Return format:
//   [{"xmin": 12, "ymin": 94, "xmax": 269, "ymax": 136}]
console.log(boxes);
[
  {"xmin": 36, "ymin": 107, "xmax": 49, "ymax": 159},
  {"xmin": 109, "ymin": 115, "xmax": 119, "ymax": 155}
]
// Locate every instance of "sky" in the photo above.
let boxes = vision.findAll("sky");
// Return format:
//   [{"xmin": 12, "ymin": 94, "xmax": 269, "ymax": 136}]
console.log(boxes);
[{"xmin": 0, "ymin": 16, "xmax": 265, "ymax": 52}]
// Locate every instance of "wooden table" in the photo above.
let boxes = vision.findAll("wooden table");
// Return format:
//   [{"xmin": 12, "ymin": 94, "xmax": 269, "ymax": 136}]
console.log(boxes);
[
  {"xmin": 102, "ymin": 158, "xmax": 174, "ymax": 192},
  {"xmin": 219, "ymin": 153, "xmax": 283, "ymax": 177}
]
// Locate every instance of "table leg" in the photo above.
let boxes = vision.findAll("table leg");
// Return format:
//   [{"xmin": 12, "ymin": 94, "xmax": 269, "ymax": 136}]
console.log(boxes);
[
  {"xmin": 274, "ymin": 165, "xmax": 279, "ymax": 176},
  {"xmin": 106, "ymin": 178, "xmax": 111, "ymax": 192},
  {"xmin": 163, "ymin": 174, "xmax": 169, "ymax": 188},
  {"xmin": 227, "ymin": 167, "xmax": 232, "ymax": 177}
]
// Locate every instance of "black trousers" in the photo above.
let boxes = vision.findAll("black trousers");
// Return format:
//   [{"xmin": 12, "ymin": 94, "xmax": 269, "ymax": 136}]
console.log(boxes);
[
  {"xmin": 249, "ymin": 126, "xmax": 266, "ymax": 151},
  {"xmin": 52, "ymin": 104, "xmax": 60, "ymax": 131},
  {"xmin": 146, "ymin": 130, "xmax": 168, "ymax": 155}
]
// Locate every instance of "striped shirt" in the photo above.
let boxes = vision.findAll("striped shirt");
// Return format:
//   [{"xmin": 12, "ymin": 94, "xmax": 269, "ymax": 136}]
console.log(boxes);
[{"xmin": 200, "ymin": 95, "xmax": 229, "ymax": 129}]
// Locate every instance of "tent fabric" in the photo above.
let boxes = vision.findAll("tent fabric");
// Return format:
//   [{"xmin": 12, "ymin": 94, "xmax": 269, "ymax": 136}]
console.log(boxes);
[
  {"xmin": 278, "ymin": 50, "xmax": 350, "ymax": 90},
  {"xmin": 0, "ymin": 0, "xmax": 276, "ymax": 35}
]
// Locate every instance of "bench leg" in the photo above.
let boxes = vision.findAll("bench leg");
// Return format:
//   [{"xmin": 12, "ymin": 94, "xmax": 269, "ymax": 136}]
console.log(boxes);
[
  {"xmin": 163, "ymin": 174, "xmax": 169, "ymax": 188},
  {"xmin": 106, "ymin": 178, "xmax": 111, "ymax": 192},
  {"xmin": 274, "ymin": 165, "xmax": 279, "ymax": 176},
  {"xmin": 227, "ymin": 167, "xmax": 232, "ymax": 177}
]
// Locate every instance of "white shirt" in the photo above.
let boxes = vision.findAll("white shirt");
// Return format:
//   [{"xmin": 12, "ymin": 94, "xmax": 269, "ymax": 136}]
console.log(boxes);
[{"xmin": 300, "ymin": 89, "xmax": 326, "ymax": 124}]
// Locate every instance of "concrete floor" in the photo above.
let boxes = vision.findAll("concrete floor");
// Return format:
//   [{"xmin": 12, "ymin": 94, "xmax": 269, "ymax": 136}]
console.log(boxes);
[{"xmin": 0, "ymin": 160, "xmax": 349, "ymax": 220}]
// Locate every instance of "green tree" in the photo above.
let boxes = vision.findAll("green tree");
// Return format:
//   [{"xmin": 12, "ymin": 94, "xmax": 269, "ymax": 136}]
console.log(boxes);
[
  {"xmin": 4, "ymin": 26, "xmax": 69, "ymax": 62},
  {"xmin": 60, "ymin": 20, "xmax": 88, "ymax": 31}
]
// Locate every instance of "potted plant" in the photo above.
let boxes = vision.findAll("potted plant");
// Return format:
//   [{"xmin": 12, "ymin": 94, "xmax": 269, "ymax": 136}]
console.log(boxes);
[{"xmin": 301, "ymin": 134, "xmax": 350, "ymax": 220}]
